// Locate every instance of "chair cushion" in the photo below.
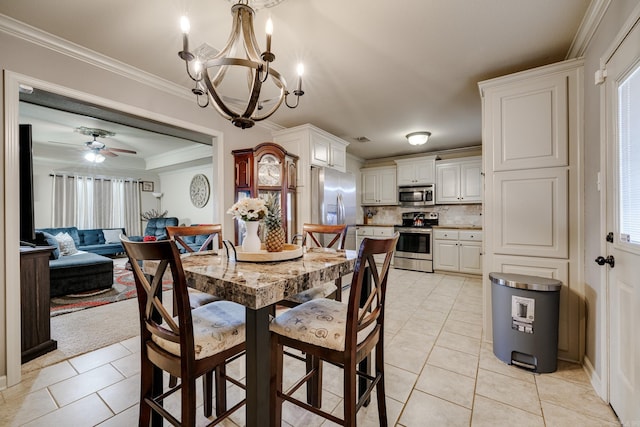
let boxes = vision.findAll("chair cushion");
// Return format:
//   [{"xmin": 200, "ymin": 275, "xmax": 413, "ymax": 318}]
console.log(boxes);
[
  {"xmin": 187, "ymin": 287, "xmax": 221, "ymax": 308},
  {"xmin": 152, "ymin": 300, "xmax": 245, "ymax": 360},
  {"xmin": 270, "ymin": 298, "xmax": 375, "ymax": 351},
  {"xmin": 284, "ymin": 282, "xmax": 337, "ymax": 304}
]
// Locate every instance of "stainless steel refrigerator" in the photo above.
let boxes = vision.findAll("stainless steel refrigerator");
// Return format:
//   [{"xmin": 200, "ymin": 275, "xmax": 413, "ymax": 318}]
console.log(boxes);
[{"xmin": 310, "ymin": 166, "xmax": 357, "ymax": 250}]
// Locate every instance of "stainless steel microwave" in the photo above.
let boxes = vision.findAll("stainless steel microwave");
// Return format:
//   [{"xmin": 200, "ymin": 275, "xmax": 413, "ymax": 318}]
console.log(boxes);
[{"xmin": 398, "ymin": 185, "xmax": 435, "ymax": 206}]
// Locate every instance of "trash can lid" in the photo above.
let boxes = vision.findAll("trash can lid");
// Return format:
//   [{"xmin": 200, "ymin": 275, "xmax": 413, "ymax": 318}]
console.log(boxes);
[{"xmin": 489, "ymin": 272, "xmax": 562, "ymax": 291}]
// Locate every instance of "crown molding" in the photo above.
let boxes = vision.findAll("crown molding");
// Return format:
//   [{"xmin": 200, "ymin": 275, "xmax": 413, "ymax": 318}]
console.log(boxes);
[
  {"xmin": 0, "ymin": 13, "xmax": 279, "ymax": 133},
  {"xmin": 566, "ymin": 0, "xmax": 611, "ymax": 59}
]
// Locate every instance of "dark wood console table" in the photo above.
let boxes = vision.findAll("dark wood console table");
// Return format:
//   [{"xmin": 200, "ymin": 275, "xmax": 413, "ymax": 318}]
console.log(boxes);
[{"xmin": 20, "ymin": 246, "xmax": 57, "ymax": 363}]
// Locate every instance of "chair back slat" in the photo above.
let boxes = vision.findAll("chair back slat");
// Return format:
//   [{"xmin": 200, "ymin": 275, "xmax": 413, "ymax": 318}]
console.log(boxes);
[
  {"xmin": 166, "ymin": 225, "xmax": 223, "ymax": 253},
  {"xmin": 347, "ymin": 233, "xmax": 398, "ymax": 348},
  {"xmin": 301, "ymin": 223, "xmax": 347, "ymax": 249},
  {"xmin": 121, "ymin": 237, "xmax": 196, "ymax": 356}
]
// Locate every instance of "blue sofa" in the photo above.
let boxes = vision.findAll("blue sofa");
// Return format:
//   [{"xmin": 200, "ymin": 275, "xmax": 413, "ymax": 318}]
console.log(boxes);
[
  {"xmin": 36, "ymin": 227, "xmax": 125, "ymax": 297},
  {"xmin": 37, "ymin": 227, "xmax": 126, "ymax": 256}
]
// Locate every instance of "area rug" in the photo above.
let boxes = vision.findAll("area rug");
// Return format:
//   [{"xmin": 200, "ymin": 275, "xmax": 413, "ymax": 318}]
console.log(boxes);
[{"xmin": 50, "ymin": 265, "xmax": 172, "ymax": 316}]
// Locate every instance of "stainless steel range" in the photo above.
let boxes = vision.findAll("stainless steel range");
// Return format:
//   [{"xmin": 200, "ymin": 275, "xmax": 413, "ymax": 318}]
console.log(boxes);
[{"xmin": 394, "ymin": 212, "xmax": 439, "ymax": 273}]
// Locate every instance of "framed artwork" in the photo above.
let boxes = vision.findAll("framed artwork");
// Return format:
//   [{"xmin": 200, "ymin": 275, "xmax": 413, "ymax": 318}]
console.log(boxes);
[{"xmin": 142, "ymin": 181, "xmax": 154, "ymax": 192}]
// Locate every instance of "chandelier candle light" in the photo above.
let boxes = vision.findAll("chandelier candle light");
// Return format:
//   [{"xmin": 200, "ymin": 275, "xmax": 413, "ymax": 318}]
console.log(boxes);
[{"xmin": 178, "ymin": 0, "xmax": 305, "ymax": 129}]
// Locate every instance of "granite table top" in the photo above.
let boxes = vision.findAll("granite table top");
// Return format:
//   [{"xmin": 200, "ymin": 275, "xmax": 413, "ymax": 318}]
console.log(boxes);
[{"xmin": 144, "ymin": 248, "xmax": 357, "ymax": 310}]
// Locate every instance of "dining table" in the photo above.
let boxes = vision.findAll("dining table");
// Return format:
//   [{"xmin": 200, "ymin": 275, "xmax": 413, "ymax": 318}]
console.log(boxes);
[{"xmin": 144, "ymin": 247, "xmax": 357, "ymax": 427}]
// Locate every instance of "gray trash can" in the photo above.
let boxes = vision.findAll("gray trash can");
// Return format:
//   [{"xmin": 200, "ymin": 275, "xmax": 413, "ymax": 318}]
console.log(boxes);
[{"xmin": 490, "ymin": 272, "xmax": 562, "ymax": 373}]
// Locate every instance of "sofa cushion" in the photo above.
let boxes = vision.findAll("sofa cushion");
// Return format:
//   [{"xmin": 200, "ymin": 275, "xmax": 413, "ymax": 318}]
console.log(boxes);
[
  {"xmin": 80, "ymin": 229, "xmax": 103, "ymax": 246},
  {"xmin": 40, "ymin": 231, "xmax": 61, "ymax": 260}
]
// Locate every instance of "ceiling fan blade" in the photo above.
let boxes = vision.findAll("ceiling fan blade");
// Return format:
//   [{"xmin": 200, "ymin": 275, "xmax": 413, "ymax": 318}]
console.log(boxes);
[
  {"xmin": 101, "ymin": 149, "xmax": 118, "ymax": 157},
  {"xmin": 107, "ymin": 147, "xmax": 137, "ymax": 155},
  {"xmin": 48, "ymin": 140, "xmax": 80, "ymax": 147}
]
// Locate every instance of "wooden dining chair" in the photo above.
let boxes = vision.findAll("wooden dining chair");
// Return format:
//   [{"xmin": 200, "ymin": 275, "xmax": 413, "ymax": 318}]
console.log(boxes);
[
  {"xmin": 269, "ymin": 232, "xmax": 399, "ymax": 427},
  {"xmin": 120, "ymin": 236, "xmax": 246, "ymax": 426},
  {"xmin": 284, "ymin": 223, "xmax": 348, "ymax": 305},
  {"xmin": 166, "ymin": 225, "xmax": 223, "ymax": 309},
  {"xmin": 166, "ymin": 224, "xmax": 223, "ymax": 253}
]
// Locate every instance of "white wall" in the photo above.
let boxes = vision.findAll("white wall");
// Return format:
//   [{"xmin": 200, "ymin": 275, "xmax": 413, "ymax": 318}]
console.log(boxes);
[
  {"xmin": 0, "ymin": 18, "xmax": 274, "ymax": 386},
  {"xmin": 159, "ymin": 164, "xmax": 215, "ymax": 225}
]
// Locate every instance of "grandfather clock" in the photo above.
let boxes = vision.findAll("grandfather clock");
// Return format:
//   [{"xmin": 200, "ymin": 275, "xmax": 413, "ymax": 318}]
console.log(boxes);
[{"xmin": 232, "ymin": 142, "xmax": 298, "ymax": 245}]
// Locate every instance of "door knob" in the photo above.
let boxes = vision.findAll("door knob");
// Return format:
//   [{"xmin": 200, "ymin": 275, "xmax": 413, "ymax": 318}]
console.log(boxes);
[{"xmin": 595, "ymin": 255, "xmax": 615, "ymax": 268}]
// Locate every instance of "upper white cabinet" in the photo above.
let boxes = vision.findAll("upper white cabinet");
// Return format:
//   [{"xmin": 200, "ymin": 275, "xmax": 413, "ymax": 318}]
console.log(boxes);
[
  {"xmin": 309, "ymin": 130, "xmax": 347, "ymax": 171},
  {"xmin": 361, "ymin": 166, "xmax": 397, "ymax": 205},
  {"xmin": 274, "ymin": 123, "xmax": 349, "ymax": 173},
  {"xmin": 395, "ymin": 156, "xmax": 437, "ymax": 186},
  {"xmin": 488, "ymin": 73, "xmax": 569, "ymax": 171},
  {"xmin": 479, "ymin": 58, "xmax": 583, "ymax": 362},
  {"xmin": 435, "ymin": 157, "xmax": 482, "ymax": 204}
]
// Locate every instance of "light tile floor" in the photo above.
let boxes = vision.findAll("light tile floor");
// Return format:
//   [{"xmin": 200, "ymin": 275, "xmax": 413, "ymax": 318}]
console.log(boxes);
[{"xmin": 0, "ymin": 269, "xmax": 621, "ymax": 426}]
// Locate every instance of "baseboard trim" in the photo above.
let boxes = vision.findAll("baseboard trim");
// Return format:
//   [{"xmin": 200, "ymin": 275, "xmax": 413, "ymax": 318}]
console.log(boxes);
[{"xmin": 583, "ymin": 356, "xmax": 607, "ymax": 401}]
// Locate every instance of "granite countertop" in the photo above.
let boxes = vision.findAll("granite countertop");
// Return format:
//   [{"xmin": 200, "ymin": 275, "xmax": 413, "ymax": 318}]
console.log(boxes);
[{"xmin": 432, "ymin": 225, "xmax": 483, "ymax": 230}]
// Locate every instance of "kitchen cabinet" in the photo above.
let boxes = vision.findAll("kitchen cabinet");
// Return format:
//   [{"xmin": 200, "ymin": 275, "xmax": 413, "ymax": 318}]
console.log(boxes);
[
  {"xmin": 361, "ymin": 166, "xmax": 397, "ymax": 205},
  {"xmin": 435, "ymin": 157, "xmax": 482, "ymax": 204},
  {"xmin": 395, "ymin": 156, "xmax": 437, "ymax": 186},
  {"xmin": 273, "ymin": 123, "xmax": 348, "ymax": 173},
  {"xmin": 310, "ymin": 131, "xmax": 347, "ymax": 172},
  {"xmin": 355, "ymin": 226, "xmax": 395, "ymax": 264},
  {"xmin": 479, "ymin": 58, "xmax": 583, "ymax": 362},
  {"xmin": 433, "ymin": 229, "xmax": 482, "ymax": 274}
]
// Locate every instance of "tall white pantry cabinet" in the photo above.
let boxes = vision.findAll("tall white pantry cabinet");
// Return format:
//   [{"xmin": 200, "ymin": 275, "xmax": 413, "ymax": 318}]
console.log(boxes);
[{"xmin": 478, "ymin": 58, "xmax": 584, "ymax": 363}]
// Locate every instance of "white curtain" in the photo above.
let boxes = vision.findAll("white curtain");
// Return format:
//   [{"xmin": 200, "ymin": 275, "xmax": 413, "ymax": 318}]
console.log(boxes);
[{"xmin": 51, "ymin": 174, "xmax": 141, "ymax": 235}]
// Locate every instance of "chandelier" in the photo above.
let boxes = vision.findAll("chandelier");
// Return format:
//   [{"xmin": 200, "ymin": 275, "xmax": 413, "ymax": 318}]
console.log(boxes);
[{"xmin": 178, "ymin": 0, "xmax": 304, "ymax": 129}]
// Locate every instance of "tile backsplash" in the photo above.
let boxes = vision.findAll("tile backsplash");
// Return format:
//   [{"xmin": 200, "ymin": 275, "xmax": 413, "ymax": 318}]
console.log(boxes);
[{"xmin": 363, "ymin": 204, "xmax": 482, "ymax": 227}]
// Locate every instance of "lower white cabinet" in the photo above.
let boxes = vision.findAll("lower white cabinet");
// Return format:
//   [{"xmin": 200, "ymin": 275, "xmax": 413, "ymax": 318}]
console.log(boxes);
[
  {"xmin": 433, "ymin": 229, "xmax": 483, "ymax": 274},
  {"xmin": 355, "ymin": 226, "xmax": 394, "ymax": 264}
]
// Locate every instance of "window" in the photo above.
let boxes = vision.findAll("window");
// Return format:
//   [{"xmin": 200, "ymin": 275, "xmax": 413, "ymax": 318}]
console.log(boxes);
[{"xmin": 619, "ymin": 65, "xmax": 640, "ymax": 245}]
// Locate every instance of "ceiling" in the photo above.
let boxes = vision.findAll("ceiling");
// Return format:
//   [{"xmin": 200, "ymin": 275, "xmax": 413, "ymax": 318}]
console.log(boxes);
[{"xmin": 0, "ymin": 0, "xmax": 591, "ymax": 160}]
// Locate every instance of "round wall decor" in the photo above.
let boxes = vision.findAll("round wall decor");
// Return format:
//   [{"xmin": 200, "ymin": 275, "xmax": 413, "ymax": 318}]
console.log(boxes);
[{"xmin": 189, "ymin": 174, "xmax": 210, "ymax": 208}]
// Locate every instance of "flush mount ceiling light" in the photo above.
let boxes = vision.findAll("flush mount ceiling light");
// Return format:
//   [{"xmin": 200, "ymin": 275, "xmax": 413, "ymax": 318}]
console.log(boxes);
[
  {"xmin": 178, "ymin": 0, "xmax": 304, "ymax": 129},
  {"xmin": 406, "ymin": 131, "xmax": 432, "ymax": 146}
]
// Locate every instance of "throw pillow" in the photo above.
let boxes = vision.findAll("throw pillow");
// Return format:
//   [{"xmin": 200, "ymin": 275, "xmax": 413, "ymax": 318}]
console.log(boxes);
[
  {"xmin": 55, "ymin": 232, "xmax": 78, "ymax": 256},
  {"xmin": 143, "ymin": 236, "xmax": 157, "ymax": 242},
  {"xmin": 103, "ymin": 229, "xmax": 122, "ymax": 244},
  {"xmin": 41, "ymin": 231, "xmax": 61, "ymax": 259}
]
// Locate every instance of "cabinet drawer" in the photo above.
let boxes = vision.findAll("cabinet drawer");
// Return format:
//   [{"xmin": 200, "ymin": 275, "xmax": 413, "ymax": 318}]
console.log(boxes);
[
  {"xmin": 374, "ymin": 227, "xmax": 394, "ymax": 237},
  {"xmin": 356, "ymin": 227, "xmax": 374, "ymax": 237},
  {"xmin": 434, "ymin": 230, "xmax": 459, "ymax": 240},
  {"xmin": 459, "ymin": 231, "xmax": 483, "ymax": 241}
]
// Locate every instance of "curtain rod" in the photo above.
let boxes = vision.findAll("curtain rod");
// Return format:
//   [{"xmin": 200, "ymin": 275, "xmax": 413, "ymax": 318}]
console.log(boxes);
[{"xmin": 49, "ymin": 173, "xmax": 142, "ymax": 182}]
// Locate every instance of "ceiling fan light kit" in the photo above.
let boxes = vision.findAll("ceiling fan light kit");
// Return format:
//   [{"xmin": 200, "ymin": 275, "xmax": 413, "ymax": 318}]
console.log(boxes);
[
  {"xmin": 84, "ymin": 150, "xmax": 105, "ymax": 163},
  {"xmin": 178, "ymin": 0, "xmax": 304, "ymax": 129},
  {"xmin": 406, "ymin": 131, "xmax": 431, "ymax": 146}
]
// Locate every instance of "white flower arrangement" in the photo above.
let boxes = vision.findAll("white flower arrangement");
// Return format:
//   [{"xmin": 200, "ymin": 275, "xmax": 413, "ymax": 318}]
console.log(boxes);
[{"xmin": 227, "ymin": 197, "xmax": 268, "ymax": 222}]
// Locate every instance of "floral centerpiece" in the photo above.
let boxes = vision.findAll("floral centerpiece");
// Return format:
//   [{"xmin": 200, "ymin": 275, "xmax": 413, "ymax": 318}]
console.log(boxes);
[
  {"xmin": 227, "ymin": 198, "xmax": 268, "ymax": 252},
  {"xmin": 227, "ymin": 198, "xmax": 268, "ymax": 221}
]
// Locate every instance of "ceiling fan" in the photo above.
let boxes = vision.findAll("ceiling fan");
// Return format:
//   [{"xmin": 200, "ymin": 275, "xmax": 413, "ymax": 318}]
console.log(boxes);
[
  {"xmin": 76, "ymin": 127, "xmax": 137, "ymax": 158},
  {"xmin": 48, "ymin": 127, "xmax": 137, "ymax": 163}
]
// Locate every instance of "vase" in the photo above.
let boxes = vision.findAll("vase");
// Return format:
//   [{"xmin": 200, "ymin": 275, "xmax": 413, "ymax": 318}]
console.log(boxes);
[{"xmin": 242, "ymin": 221, "xmax": 262, "ymax": 253}]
